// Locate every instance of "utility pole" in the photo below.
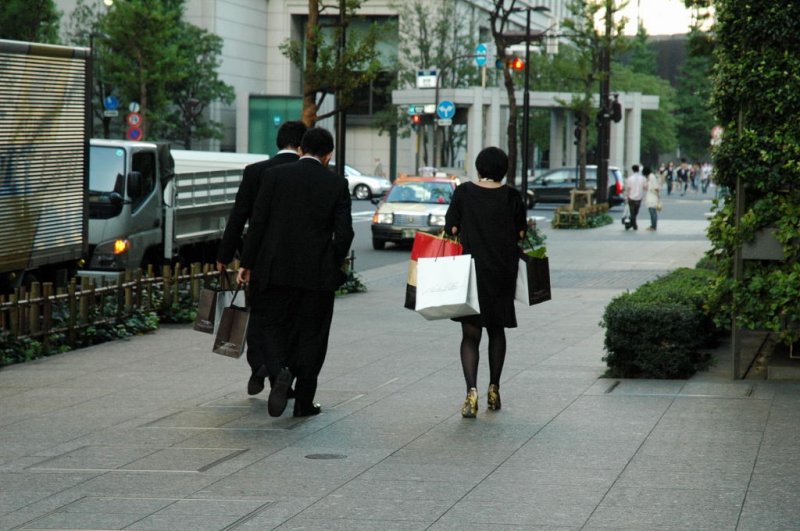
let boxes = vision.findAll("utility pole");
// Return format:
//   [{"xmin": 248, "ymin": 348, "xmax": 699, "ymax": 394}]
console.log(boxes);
[{"xmin": 334, "ymin": 0, "xmax": 347, "ymax": 177}]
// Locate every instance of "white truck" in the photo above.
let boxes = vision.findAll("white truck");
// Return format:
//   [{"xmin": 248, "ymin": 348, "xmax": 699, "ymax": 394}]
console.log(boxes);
[
  {"xmin": 0, "ymin": 38, "xmax": 269, "ymax": 290},
  {"xmin": 84, "ymin": 140, "xmax": 268, "ymax": 277}
]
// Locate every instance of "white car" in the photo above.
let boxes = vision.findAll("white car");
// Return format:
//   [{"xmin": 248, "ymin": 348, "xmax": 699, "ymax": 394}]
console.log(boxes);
[{"xmin": 329, "ymin": 163, "xmax": 392, "ymax": 200}]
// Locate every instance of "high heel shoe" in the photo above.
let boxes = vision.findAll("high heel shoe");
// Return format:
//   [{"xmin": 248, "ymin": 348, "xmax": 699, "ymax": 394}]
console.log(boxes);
[
  {"xmin": 487, "ymin": 384, "xmax": 501, "ymax": 411},
  {"xmin": 461, "ymin": 387, "xmax": 478, "ymax": 418}
]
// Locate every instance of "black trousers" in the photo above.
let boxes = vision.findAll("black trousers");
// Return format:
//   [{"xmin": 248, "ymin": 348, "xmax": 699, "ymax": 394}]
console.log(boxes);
[
  {"xmin": 247, "ymin": 284, "xmax": 335, "ymax": 408},
  {"xmin": 628, "ymin": 199, "xmax": 642, "ymax": 229}
]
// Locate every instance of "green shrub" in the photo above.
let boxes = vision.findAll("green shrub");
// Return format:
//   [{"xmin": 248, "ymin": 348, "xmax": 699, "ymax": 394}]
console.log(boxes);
[{"xmin": 601, "ymin": 268, "xmax": 718, "ymax": 379}]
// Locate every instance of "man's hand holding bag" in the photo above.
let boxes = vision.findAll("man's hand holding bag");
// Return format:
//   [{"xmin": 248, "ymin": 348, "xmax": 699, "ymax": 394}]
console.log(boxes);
[{"xmin": 212, "ymin": 283, "xmax": 249, "ymax": 359}]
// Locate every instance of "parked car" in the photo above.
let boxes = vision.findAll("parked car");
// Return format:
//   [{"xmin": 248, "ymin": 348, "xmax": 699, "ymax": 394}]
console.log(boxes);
[
  {"xmin": 522, "ymin": 165, "xmax": 625, "ymax": 208},
  {"xmin": 370, "ymin": 175, "xmax": 459, "ymax": 250},
  {"xmin": 328, "ymin": 162, "xmax": 392, "ymax": 200}
]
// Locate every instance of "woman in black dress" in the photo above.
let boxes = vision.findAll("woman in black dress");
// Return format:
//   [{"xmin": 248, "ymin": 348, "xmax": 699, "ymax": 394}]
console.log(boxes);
[{"xmin": 444, "ymin": 147, "xmax": 527, "ymax": 418}]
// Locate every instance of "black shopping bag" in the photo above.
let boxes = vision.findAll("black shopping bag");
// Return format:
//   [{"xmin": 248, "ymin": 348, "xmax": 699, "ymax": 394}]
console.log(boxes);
[
  {"xmin": 212, "ymin": 285, "xmax": 249, "ymax": 358},
  {"xmin": 515, "ymin": 253, "xmax": 552, "ymax": 306}
]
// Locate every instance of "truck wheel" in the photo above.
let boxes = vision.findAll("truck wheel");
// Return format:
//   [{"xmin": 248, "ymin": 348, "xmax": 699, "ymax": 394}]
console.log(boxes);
[
  {"xmin": 354, "ymin": 184, "xmax": 371, "ymax": 201},
  {"xmin": 372, "ymin": 238, "xmax": 386, "ymax": 250}
]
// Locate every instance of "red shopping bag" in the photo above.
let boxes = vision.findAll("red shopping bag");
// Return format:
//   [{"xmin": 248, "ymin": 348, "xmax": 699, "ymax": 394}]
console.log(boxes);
[{"xmin": 404, "ymin": 232, "xmax": 463, "ymax": 310}]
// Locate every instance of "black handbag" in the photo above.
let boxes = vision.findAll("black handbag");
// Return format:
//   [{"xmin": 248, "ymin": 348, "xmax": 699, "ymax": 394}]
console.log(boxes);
[{"xmin": 516, "ymin": 251, "xmax": 552, "ymax": 306}]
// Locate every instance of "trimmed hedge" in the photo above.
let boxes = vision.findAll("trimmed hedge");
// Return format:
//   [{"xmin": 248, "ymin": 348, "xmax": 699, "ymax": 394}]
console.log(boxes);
[{"xmin": 601, "ymin": 268, "xmax": 718, "ymax": 379}]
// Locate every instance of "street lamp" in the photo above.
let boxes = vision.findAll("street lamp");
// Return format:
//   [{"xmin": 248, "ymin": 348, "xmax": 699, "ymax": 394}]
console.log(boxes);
[{"xmin": 505, "ymin": 5, "xmax": 550, "ymax": 197}]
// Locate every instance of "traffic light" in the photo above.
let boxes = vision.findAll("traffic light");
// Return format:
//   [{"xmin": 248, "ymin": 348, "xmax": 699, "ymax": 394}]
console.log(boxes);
[
  {"xmin": 508, "ymin": 57, "xmax": 525, "ymax": 71},
  {"xmin": 611, "ymin": 95, "xmax": 622, "ymax": 123},
  {"xmin": 411, "ymin": 114, "xmax": 421, "ymax": 130}
]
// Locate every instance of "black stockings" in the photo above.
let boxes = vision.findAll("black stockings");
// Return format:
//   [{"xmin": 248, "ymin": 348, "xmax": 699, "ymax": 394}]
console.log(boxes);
[{"xmin": 459, "ymin": 322, "xmax": 506, "ymax": 391}]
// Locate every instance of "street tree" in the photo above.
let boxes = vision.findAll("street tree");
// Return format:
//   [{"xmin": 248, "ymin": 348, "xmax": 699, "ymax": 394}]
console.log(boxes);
[
  {"xmin": 0, "ymin": 0, "xmax": 60, "ymax": 44},
  {"xmin": 393, "ymin": 0, "xmax": 481, "ymax": 168},
  {"xmin": 561, "ymin": 0, "xmax": 628, "ymax": 191},
  {"xmin": 161, "ymin": 23, "xmax": 235, "ymax": 149},
  {"xmin": 279, "ymin": 0, "xmax": 384, "ymax": 127},
  {"xmin": 97, "ymin": 0, "xmax": 185, "ymax": 140}
]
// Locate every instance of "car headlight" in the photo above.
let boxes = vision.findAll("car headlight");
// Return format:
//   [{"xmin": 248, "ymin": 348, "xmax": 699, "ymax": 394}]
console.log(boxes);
[
  {"xmin": 428, "ymin": 214, "xmax": 446, "ymax": 226},
  {"xmin": 372, "ymin": 212, "xmax": 394, "ymax": 224}
]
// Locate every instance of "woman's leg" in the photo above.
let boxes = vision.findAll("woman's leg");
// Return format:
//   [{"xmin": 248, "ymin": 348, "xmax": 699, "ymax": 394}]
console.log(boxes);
[
  {"xmin": 460, "ymin": 322, "xmax": 482, "ymax": 390},
  {"xmin": 486, "ymin": 326, "xmax": 506, "ymax": 386},
  {"xmin": 649, "ymin": 207, "xmax": 657, "ymax": 229}
]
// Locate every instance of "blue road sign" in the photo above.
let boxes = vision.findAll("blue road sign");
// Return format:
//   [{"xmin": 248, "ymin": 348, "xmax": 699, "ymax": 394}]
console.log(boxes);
[
  {"xmin": 475, "ymin": 43, "xmax": 488, "ymax": 66},
  {"xmin": 436, "ymin": 100, "xmax": 455, "ymax": 120},
  {"xmin": 103, "ymin": 95, "xmax": 119, "ymax": 111}
]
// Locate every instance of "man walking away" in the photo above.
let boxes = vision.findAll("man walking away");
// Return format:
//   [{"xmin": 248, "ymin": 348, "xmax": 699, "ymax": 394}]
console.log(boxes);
[
  {"xmin": 625, "ymin": 164, "xmax": 646, "ymax": 231},
  {"xmin": 238, "ymin": 127, "xmax": 354, "ymax": 417},
  {"xmin": 216, "ymin": 120, "xmax": 307, "ymax": 398}
]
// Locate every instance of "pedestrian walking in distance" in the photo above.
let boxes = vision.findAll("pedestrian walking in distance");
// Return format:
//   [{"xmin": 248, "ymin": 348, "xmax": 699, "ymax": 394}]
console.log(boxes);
[
  {"xmin": 238, "ymin": 127, "xmax": 354, "ymax": 418},
  {"xmin": 644, "ymin": 166, "xmax": 661, "ymax": 231},
  {"xmin": 444, "ymin": 147, "xmax": 527, "ymax": 418},
  {"xmin": 624, "ymin": 164, "xmax": 646, "ymax": 231}
]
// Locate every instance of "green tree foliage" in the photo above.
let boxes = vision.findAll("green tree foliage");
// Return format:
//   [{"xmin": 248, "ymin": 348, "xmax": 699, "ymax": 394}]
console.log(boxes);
[
  {"xmin": 674, "ymin": 28, "xmax": 715, "ymax": 161},
  {"xmin": 279, "ymin": 0, "xmax": 384, "ymax": 126},
  {"xmin": 72, "ymin": 0, "xmax": 234, "ymax": 145},
  {"xmin": 0, "ymin": 0, "xmax": 60, "ymax": 44},
  {"xmin": 391, "ymin": 0, "xmax": 480, "ymax": 167},
  {"xmin": 706, "ymin": 0, "xmax": 800, "ymax": 344},
  {"xmin": 161, "ymin": 24, "xmax": 234, "ymax": 149},
  {"xmin": 561, "ymin": 0, "xmax": 628, "ymax": 188}
]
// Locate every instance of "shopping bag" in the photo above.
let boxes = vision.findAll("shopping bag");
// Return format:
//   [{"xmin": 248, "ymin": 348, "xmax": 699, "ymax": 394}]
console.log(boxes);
[
  {"xmin": 193, "ymin": 272, "xmax": 236, "ymax": 334},
  {"xmin": 212, "ymin": 284, "xmax": 249, "ymax": 359},
  {"xmin": 621, "ymin": 202, "xmax": 632, "ymax": 230},
  {"xmin": 515, "ymin": 252, "xmax": 552, "ymax": 306},
  {"xmin": 415, "ymin": 255, "xmax": 480, "ymax": 320},
  {"xmin": 213, "ymin": 287, "xmax": 246, "ymax": 336},
  {"xmin": 405, "ymin": 232, "xmax": 463, "ymax": 310}
]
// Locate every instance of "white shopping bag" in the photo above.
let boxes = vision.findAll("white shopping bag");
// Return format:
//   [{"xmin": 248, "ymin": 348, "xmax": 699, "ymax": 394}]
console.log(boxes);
[{"xmin": 415, "ymin": 255, "xmax": 480, "ymax": 320}]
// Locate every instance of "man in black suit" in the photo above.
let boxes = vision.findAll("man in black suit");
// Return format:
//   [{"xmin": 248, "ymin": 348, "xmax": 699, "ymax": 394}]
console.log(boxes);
[
  {"xmin": 238, "ymin": 127, "xmax": 354, "ymax": 417},
  {"xmin": 216, "ymin": 120, "xmax": 307, "ymax": 397}
]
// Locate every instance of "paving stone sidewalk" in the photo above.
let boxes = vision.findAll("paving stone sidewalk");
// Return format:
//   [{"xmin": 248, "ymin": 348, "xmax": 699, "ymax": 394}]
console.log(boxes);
[{"xmin": 1, "ymin": 197, "xmax": 799, "ymax": 530}]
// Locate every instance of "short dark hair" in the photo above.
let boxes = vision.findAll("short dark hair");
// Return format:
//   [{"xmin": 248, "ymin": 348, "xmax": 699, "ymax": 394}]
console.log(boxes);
[
  {"xmin": 632, "ymin": 164, "xmax": 640, "ymax": 172},
  {"xmin": 300, "ymin": 127, "xmax": 334, "ymax": 157},
  {"xmin": 475, "ymin": 147, "xmax": 508, "ymax": 182},
  {"xmin": 276, "ymin": 120, "xmax": 307, "ymax": 150},
  {"xmin": 642, "ymin": 166, "xmax": 652, "ymax": 176}
]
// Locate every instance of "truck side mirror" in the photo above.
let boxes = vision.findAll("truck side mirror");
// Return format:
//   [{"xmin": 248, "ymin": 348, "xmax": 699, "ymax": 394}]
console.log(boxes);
[{"xmin": 127, "ymin": 171, "xmax": 143, "ymax": 198}]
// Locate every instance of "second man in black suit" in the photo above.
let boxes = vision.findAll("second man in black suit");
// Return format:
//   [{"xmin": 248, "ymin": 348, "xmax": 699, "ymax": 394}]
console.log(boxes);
[
  {"xmin": 216, "ymin": 120, "xmax": 307, "ymax": 397},
  {"xmin": 238, "ymin": 127, "xmax": 354, "ymax": 417}
]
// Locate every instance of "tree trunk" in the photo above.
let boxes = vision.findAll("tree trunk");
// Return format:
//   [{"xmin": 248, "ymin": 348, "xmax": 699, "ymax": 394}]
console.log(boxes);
[{"xmin": 302, "ymin": 0, "xmax": 320, "ymax": 127}]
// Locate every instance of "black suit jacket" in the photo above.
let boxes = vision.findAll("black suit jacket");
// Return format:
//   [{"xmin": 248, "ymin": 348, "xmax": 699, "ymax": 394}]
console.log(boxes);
[
  {"xmin": 217, "ymin": 151, "xmax": 300, "ymax": 264},
  {"xmin": 241, "ymin": 157, "xmax": 354, "ymax": 292}
]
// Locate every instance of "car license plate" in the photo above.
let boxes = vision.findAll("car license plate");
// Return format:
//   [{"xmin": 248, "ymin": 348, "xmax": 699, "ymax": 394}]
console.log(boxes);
[{"xmin": 402, "ymin": 229, "xmax": 417, "ymax": 239}]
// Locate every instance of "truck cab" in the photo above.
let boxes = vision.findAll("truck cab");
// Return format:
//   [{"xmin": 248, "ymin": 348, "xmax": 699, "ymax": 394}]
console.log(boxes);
[{"xmin": 87, "ymin": 139, "xmax": 165, "ymax": 272}]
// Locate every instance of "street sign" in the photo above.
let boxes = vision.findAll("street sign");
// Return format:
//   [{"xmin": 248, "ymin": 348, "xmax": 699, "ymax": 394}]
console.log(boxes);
[
  {"xmin": 103, "ymin": 95, "xmax": 119, "ymax": 111},
  {"xmin": 416, "ymin": 69, "xmax": 438, "ymax": 89},
  {"xmin": 437, "ymin": 119, "xmax": 452, "ymax": 127},
  {"xmin": 126, "ymin": 126, "xmax": 142, "ymax": 141},
  {"xmin": 436, "ymin": 100, "xmax": 455, "ymax": 120},
  {"xmin": 475, "ymin": 43, "xmax": 488, "ymax": 66},
  {"xmin": 126, "ymin": 112, "xmax": 142, "ymax": 127},
  {"xmin": 423, "ymin": 104, "xmax": 436, "ymax": 114},
  {"xmin": 129, "ymin": 102, "xmax": 140, "ymax": 113},
  {"xmin": 103, "ymin": 110, "xmax": 118, "ymax": 117}
]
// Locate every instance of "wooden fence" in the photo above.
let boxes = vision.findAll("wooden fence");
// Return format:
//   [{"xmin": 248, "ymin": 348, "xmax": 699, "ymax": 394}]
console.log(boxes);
[{"xmin": 0, "ymin": 263, "xmax": 226, "ymax": 346}]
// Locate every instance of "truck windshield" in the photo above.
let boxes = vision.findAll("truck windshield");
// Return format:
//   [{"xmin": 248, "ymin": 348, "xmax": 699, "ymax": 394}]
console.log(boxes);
[{"xmin": 90, "ymin": 146, "xmax": 125, "ymax": 194}]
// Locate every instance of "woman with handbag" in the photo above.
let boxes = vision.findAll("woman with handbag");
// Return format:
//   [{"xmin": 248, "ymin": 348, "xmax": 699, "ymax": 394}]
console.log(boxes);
[
  {"xmin": 644, "ymin": 166, "xmax": 661, "ymax": 231},
  {"xmin": 444, "ymin": 147, "xmax": 527, "ymax": 418}
]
